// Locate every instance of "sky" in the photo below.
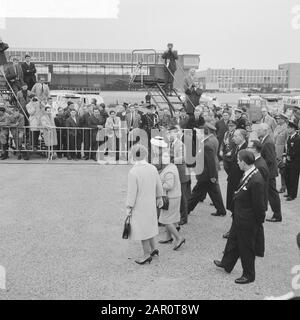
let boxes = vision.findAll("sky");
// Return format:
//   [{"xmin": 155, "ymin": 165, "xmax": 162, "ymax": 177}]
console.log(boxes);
[{"xmin": 0, "ymin": 0, "xmax": 300, "ymax": 70}]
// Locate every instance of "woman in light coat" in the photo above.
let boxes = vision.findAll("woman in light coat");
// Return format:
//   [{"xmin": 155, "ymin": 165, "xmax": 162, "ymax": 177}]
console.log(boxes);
[
  {"xmin": 158, "ymin": 151, "xmax": 186, "ymax": 251},
  {"xmin": 40, "ymin": 106, "xmax": 58, "ymax": 148},
  {"xmin": 26, "ymin": 98, "xmax": 42, "ymax": 149},
  {"xmin": 126, "ymin": 144, "xmax": 163, "ymax": 265}
]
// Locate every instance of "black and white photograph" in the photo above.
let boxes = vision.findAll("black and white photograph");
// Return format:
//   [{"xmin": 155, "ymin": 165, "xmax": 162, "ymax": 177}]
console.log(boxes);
[{"xmin": 0, "ymin": 0, "xmax": 300, "ymax": 307}]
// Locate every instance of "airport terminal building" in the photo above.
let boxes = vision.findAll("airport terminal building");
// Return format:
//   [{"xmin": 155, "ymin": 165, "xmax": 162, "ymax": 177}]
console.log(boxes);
[
  {"xmin": 197, "ymin": 68, "xmax": 290, "ymax": 92},
  {"xmin": 6, "ymin": 48, "xmax": 200, "ymax": 92}
]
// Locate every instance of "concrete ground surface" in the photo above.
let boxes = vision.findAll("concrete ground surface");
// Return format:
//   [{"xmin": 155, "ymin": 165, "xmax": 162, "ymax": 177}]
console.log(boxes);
[{"xmin": 0, "ymin": 161, "xmax": 299, "ymax": 300}]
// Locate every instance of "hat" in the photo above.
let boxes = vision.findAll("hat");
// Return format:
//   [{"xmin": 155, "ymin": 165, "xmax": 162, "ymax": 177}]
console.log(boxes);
[
  {"xmin": 234, "ymin": 108, "xmax": 243, "ymax": 113},
  {"xmin": 150, "ymin": 136, "xmax": 168, "ymax": 148},
  {"xmin": 167, "ymin": 43, "xmax": 173, "ymax": 47},
  {"xmin": 228, "ymin": 120, "xmax": 237, "ymax": 126},
  {"xmin": 204, "ymin": 122, "xmax": 216, "ymax": 131},
  {"xmin": 25, "ymin": 53, "xmax": 30, "ymax": 58},
  {"xmin": 287, "ymin": 120, "xmax": 298, "ymax": 130}
]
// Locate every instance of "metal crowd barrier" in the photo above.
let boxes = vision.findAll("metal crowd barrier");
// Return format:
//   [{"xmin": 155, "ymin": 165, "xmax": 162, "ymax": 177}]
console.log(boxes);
[{"xmin": 0, "ymin": 125, "xmax": 204, "ymax": 171}]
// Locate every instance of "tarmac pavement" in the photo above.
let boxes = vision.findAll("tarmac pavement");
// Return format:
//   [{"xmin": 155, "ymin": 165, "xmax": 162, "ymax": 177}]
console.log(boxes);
[{"xmin": 0, "ymin": 161, "xmax": 299, "ymax": 300}]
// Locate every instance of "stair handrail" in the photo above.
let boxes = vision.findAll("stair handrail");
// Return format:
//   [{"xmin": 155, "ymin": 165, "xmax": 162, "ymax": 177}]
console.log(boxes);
[
  {"xmin": 164, "ymin": 62, "xmax": 200, "ymax": 112},
  {"xmin": 0, "ymin": 67, "xmax": 30, "ymax": 121}
]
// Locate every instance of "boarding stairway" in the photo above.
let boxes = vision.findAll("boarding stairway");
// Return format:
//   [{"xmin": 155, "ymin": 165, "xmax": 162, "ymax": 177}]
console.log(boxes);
[
  {"xmin": 128, "ymin": 49, "xmax": 193, "ymax": 116},
  {"xmin": 0, "ymin": 70, "xmax": 12, "ymax": 104}
]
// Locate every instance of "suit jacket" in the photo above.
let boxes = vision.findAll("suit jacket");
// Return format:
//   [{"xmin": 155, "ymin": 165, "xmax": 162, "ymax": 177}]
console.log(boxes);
[
  {"xmin": 196, "ymin": 138, "xmax": 218, "ymax": 182},
  {"xmin": 274, "ymin": 123, "xmax": 288, "ymax": 159},
  {"xmin": 226, "ymin": 141, "xmax": 248, "ymax": 211},
  {"xmin": 215, "ymin": 119, "xmax": 229, "ymax": 143},
  {"xmin": 233, "ymin": 168, "xmax": 266, "ymax": 227},
  {"xmin": 79, "ymin": 112, "xmax": 92, "ymax": 128},
  {"xmin": 5, "ymin": 63, "xmax": 24, "ymax": 82},
  {"xmin": 88, "ymin": 115, "xmax": 106, "ymax": 139},
  {"xmin": 65, "ymin": 116, "xmax": 80, "ymax": 137},
  {"xmin": 262, "ymin": 114, "xmax": 277, "ymax": 132},
  {"xmin": 285, "ymin": 133, "xmax": 300, "ymax": 170},
  {"xmin": 125, "ymin": 111, "xmax": 141, "ymax": 131},
  {"xmin": 255, "ymin": 156, "xmax": 270, "ymax": 211},
  {"xmin": 21, "ymin": 62, "xmax": 36, "ymax": 81},
  {"xmin": 31, "ymin": 82, "xmax": 50, "ymax": 102},
  {"xmin": 261, "ymin": 135, "xmax": 278, "ymax": 178},
  {"xmin": 186, "ymin": 114, "xmax": 205, "ymax": 129},
  {"xmin": 185, "ymin": 88, "xmax": 203, "ymax": 115},
  {"xmin": 161, "ymin": 50, "xmax": 178, "ymax": 72}
]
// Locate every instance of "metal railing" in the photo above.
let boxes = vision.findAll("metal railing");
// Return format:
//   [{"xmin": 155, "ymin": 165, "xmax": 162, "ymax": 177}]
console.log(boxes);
[{"xmin": 0, "ymin": 125, "xmax": 204, "ymax": 172}]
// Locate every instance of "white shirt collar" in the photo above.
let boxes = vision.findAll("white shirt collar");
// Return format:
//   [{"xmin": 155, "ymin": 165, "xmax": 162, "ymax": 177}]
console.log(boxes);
[{"xmin": 255, "ymin": 155, "xmax": 261, "ymax": 160}]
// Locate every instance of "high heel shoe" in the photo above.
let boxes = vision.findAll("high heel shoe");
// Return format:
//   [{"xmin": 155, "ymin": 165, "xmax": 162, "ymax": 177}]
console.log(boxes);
[
  {"xmin": 135, "ymin": 256, "xmax": 152, "ymax": 265},
  {"xmin": 173, "ymin": 238, "xmax": 186, "ymax": 251},
  {"xmin": 150, "ymin": 249, "xmax": 159, "ymax": 257}
]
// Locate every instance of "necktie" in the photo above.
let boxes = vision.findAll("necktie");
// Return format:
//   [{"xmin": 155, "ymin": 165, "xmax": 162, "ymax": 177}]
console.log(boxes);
[{"xmin": 41, "ymin": 84, "xmax": 44, "ymax": 93}]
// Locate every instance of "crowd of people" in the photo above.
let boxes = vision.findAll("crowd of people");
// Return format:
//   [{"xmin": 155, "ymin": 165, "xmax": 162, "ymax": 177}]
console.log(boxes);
[{"xmin": 125, "ymin": 102, "xmax": 300, "ymax": 286}]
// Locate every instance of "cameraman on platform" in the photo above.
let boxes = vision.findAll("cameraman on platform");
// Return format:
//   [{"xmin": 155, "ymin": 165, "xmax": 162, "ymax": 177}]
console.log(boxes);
[{"xmin": 162, "ymin": 43, "xmax": 178, "ymax": 96}]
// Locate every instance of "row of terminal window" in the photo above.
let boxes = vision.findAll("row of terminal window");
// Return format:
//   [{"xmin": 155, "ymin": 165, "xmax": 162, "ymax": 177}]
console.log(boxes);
[{"xmin": 6, "ymin": 51, "xmax": 161, "ymax": 64}]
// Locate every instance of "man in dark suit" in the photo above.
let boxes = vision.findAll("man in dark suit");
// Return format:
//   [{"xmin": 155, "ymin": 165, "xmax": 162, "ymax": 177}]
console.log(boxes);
[
  {"xmin": 162, "ymin": 43, "xmax": 178, "ymax": 95},
  {"xmin": 283, "ymin": 120, "xmax": 300, "ymax": 201},
  {"xmin": 188, "ymin": 124, "xmax": 227, "ymax": 216},
  {"xmin": 186, "ymin": 106, "xmax": 205, "ymax": 130},
  {"xmin": 257, "ymin": 123, "xmax": 282, "ymax": 222},
  {"xmin": 220, "ymin": 120, "xmax": 236, "ymax": 175},
  {"xmin": 87, "ymin": 107, "xmax": 106, "ymax": 161},
  {"xmin": 54, "ymin": 107, "xmax": 67, "ymax": 158},
  {"xmin": 65, "ymin": 109, "xmax": 81, "ymax": 160},
  {"xmin": 79, "ymin": 104, "xmax": 94, "ymax": 160},
  {"xmin": 234, "ymin": 108, "xmax": 247, "ymax": 130},
  {"xmin": 223, "ymin": 129, "xmax": 248, "ymax": 239},
  {"xmin": 214, "ymin": 150, "xmax": 266, "ymax": 284},
  {"xmin": 216, "ymin": 110, "xmax": 230, "ymax": 158},
  {"xmin": 21, "ymin": 54, "xmax": 37, "ymax": 90},
  {"xmin": 226, "ymin": 129, "xmax": 248, "ymax": 213},
  {"xmin": 248, "ymin": 140, "xmax": 269, "ymax": 258},
  {"xmin": 5, "ymin": 57, "xmax": 24, "ymax": 94}
]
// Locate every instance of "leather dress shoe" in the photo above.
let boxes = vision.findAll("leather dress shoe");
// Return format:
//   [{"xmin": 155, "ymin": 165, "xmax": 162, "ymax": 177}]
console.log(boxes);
[
  {"xmin": 286, "ymin": 197, "xmax": 295, "ymax": 201},
  {"xmin": 211, "ymin": 212, "xmax": 226, "ymax": 217},
  {"xmin": 266, "ymin": 217, "xmax": 282, "ymax": 222},
  {"xmin": 214, "ymin": 260, "xmax": 225, "ymax": 268},
  {"xmin": 284, "ymin": 194, "xmax": 290, "ymax": 198},
  {"xmin": 223, "ymin": 231, "xmax": 230, "ymax": 239},
  {"xmin": 235, "ymin": 276, "xmax": 254, "ymax": 284}
]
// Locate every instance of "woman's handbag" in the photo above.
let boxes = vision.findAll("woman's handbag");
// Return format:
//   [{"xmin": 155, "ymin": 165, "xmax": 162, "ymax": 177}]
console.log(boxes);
[
  {"xmin": 161, "ymin": 196, "xmax": 169, "ymax": 210},
  {"xmin": 122, "ymin": 215, "xmax": 131, "ymax": 239}
]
